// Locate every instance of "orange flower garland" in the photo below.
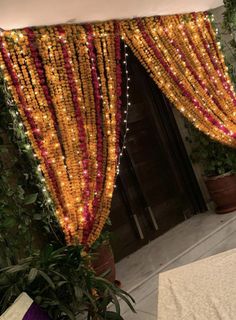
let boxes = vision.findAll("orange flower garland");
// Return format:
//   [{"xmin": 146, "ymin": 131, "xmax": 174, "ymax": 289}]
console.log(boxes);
[
  {"xmin": 0, "ymin": 23, "xmax": 122, "ymax": 246},
  {"xmin": 120, "ymin": 13, "xmax": 236, "ymax": 147},
  {"xmin": 1, "ymin": 12, "xmax": 236, "ymax": 245}
]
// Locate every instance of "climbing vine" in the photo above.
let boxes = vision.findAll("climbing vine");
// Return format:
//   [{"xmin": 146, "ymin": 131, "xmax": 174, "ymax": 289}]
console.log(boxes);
[
  {"xmin": 223, "ymin": 0, "xmax": 236, "ymax": 33},
  {"xmin": 0, "ymin": 76, "xmax": 64, "ymax": 263}
]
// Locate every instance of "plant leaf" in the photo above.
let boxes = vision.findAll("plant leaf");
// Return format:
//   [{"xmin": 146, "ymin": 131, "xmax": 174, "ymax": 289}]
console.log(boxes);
[
  {"xmin": 116, "ymin": 288, "xmax": 136, "ymax": 304},
  {"xmin": 2, "ymin": 217, "xmax": 16, "ymax": 228},
  {"xmin": 74, "ymin": 285, "xmax": 83, "ymax": 300},
  {"xmin": 28, "ymin": 268, "xmax": 38, "ymax": 283},
  {"xmin": 24, "ymin": 193, "xmax": 38, "ymax": 205},
  {"xmin": 82, "ymin": 290, "xmax": 97, "ymax": 310},
  {"xmin": 38, "ymin": 270, "xmax": 55, "ymax": 289},
  {"xmin": 50, "ymin": 270, "xmax": 67, "ymax": 281},
  {"xmin": 5, "ymin": 264, "xmax": 29, "ymax": 274},
  {"xmin": 57, "ymin": 281, "xmax": 68, "ymax": 288},
  {"xmin": 58, "ymin": 305, "xmax": 75, "ymax": 320},
  {"xmin": 115, "ymin": 291, "xmax": 136, "ymax": 313},
  {"xmin": 107, "ymin": 288, "xmax": 120, "ymax": 315}
]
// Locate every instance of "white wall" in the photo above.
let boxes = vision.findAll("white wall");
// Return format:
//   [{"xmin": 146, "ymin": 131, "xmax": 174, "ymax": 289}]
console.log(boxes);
[{"xmin": 0, "ymin": 0, "xmax": 223, "ymax": 30}]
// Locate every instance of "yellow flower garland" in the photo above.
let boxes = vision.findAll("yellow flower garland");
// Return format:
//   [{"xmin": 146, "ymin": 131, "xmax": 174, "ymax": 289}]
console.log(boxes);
[
  {"xmin": 1, "ymin": 12, "xmax": 236, "ymax": 245},
  {"xmin": 120, "ymin": 13, "xmax": 236, "ymax": 146},
  {"xmin": 0, "ymin": 23, "xmax": 120, "ymax": 246}
]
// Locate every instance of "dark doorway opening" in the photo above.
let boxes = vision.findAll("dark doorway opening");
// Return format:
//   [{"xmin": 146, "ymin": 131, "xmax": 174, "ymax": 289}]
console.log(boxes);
[{"xmin": 110, "ymin": 49, "xmax": 207, "ymax": 262}]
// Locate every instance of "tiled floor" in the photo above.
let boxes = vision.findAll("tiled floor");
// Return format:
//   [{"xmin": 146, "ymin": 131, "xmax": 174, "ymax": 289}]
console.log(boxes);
[
  {"xmin": 124, "ymin": 293, "xmax": 157, "ymax": 319},
  {"xmin": 117, "ymin": 211, "xmax": 236, "ymax": 319}
]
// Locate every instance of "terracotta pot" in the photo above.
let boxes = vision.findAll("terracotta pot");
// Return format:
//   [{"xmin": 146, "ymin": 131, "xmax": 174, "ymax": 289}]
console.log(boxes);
[
  {"xmin": 205, "ymin": 172, "xmax": 236, "ymax": 214},
  {"xmin": 92, "ymin": 242, "xmax": 116, "ymax": 283}
]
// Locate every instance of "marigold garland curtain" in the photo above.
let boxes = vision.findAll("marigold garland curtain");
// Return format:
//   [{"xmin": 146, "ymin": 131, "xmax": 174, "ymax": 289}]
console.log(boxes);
[
  {"xmin": 0, "ymin": 12, "xmax": 236, "ymax": 246},
  {"xmin": 121, "ymin": 12, "xmax": 236, "ymax": 146},
  {"xmin": 0, "ymin": 22, "xmax": 122, "ymax": 245}
]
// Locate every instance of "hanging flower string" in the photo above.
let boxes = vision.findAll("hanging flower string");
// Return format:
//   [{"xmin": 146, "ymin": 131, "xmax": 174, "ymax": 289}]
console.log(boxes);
[
  {"xmin": 0, "ymin": 24, "xmax": 122, "ymax": 246},
  {"xmin": 85, "ymin": 24, "xmax": 105, "ymax": 241},
  {"xmin": 120, "ymin": 13, "xmax": 236, "ymax": 145},
  {"xmin": 137, "ymin": 18, "xmax": 232, "ymax": 137},
  {"xmin": 1, "ymin": 12, "xmax": 236, "ymax": 245},
  {"xmin": 114, "ymin": 21, "xmax": 122, "ymax": 156},
  {"xmin": 56, "ymin": 26, "xmax": 91, "ymax": 236}
]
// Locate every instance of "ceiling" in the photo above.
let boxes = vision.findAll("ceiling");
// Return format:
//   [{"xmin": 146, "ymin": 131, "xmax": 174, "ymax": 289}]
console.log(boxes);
[{"xmin": 0, "ymin": 0, "xmax": 223, "ymax": 30}]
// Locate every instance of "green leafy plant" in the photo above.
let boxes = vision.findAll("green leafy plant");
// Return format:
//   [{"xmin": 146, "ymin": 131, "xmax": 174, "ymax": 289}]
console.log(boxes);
[
  {"xmin": 186, "ymin": 123, "xmax": 236, "ymax": 176},
  {"xmin": 222, "ymin": 1, "xmax": 236, "ymax": 85},
  {"xmin": 223, "ymin": 0, "xmax": 236, "ymax": 33},
  {"xmin": 0, "ymin": 244, "xmax": 135, "ymax": 319},
  {"xmin": 221, "ymin": 1, "xmax": 236, "ymax": 84},
  {"xmin": 209, "ymin": 7, "xmax": 236, "ymax": 85},
  {"xmin": 0, "ymin": 77, "xmax": 64, "ymax": 261}
]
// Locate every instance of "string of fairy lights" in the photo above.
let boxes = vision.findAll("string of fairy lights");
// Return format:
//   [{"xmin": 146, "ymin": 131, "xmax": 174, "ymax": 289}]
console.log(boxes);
[
  {"xmin": 3, "ymin": 82, "xmax": 54, "ymax": 209},
  {"xmin": 116, "ymin": 41, "xmax": 131, "ymax": 178}
]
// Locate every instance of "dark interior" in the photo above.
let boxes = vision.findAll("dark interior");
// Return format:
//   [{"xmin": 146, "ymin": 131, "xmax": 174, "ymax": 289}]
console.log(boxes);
[{"xmin": 110, "ymin": 49, "xmax": 207, "ymax": 262}]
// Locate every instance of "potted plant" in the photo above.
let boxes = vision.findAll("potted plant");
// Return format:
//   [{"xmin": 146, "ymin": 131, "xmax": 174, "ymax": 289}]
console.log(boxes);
[
  {"xmin": 186, "ymin": 123, "xmax": 236, "ymax": 214},
  {"xmin": 0, "ymin": 244, "xmax": 135, "ymax": 320}
]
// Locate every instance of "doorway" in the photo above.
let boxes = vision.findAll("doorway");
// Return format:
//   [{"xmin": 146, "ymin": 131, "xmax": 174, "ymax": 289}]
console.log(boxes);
[{"xmin": 109, "ymin": 50, "xmax": 206, "ymax": 262}]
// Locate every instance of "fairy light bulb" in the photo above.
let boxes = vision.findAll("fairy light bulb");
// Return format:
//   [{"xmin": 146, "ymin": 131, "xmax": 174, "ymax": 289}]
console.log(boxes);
[{"xmin": 25, "ymin": 144, "xmax": 31, "ymax": 150}]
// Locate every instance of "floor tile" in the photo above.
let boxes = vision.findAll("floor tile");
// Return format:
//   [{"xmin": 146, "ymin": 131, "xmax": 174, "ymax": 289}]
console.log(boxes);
[
  {"xmin": 200, "ymin": 229, "xmax": 236, "ymax": 259},
  {"xmin": 118, "ymin": 276, "xmax": 158, "ymax": 315},
  {"xmin": 136, "ymin": 291, "xmax": 157, "ymax": 316},
  {"xmin": 121, "ymin": 291, "xmax": 157, "ymax": 318},
  {"xmin": 123, "ymin": 309, "xmax": 156, "ymax": 320},
  {"xmin": 116, "ymin": 211, "xmax": 236, "ymax": 293}
]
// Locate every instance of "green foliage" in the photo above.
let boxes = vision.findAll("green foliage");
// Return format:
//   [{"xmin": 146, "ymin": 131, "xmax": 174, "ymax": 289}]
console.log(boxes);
[
  {"xmin": 208, "ymin": 9, "xmax": 236, "ymax": 85},
  {"xmin": 0, "ymin": 244, "xmax": 135, "ymax": 319},
  {"xmin": 223, "ymin": 0, "xmax": 236, "ymax": 33},
  {"xmin": 222, "ymin": 1, "xmax": 236, "ymax": 83},
  {"xmin": 186, "ymin": 123, "xmax": 236, "ymax": 176},
  {"xmin": 0, "ymin": 78, "xmax": 63, "ymax": 264}
]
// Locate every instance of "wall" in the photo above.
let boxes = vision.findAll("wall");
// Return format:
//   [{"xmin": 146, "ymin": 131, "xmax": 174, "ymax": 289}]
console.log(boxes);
[{"xmin": 0, "ymin": 0, "xmax": 223, "ymax": 30}]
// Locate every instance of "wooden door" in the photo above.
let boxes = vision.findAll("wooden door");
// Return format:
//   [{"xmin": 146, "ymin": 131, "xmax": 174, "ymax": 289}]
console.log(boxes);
[{"xmin": 109, "ymin": 50, "xmax": 206, "ymax": 262}]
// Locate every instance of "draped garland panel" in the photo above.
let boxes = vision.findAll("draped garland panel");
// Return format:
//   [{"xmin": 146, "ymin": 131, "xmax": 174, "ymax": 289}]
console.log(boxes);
[
  {"xmin": 0, "ymin": 12, "xmax": 236, "ymax": 245},
  {"xmin": 0, "ymin": 22, "xmax": 122, "ymax": 245},
  {"xmin": 121, "ymin": 12, "xmax": 236, "ymax": 146}
]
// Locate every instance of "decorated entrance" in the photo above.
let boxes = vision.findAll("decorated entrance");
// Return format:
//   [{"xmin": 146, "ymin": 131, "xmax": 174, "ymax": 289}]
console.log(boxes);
[{"xmin": 0, "ymin": 3, "xmax": 236, "ymax": 318}]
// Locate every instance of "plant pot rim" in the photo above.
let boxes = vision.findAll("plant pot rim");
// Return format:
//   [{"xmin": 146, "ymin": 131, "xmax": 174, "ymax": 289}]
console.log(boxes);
[{"xmin": 204, "ymin": 171, "xmax": 234, "ymax": 181}]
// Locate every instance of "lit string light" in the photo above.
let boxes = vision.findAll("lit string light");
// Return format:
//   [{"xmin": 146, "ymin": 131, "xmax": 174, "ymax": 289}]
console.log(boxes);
[
  {"xmin": 2, "ymin": 81, "xmax": 54, "ymax": 208},
  {"xmin": 116, "ymin": 41, "xmax": 131, "ymax": 177}
]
